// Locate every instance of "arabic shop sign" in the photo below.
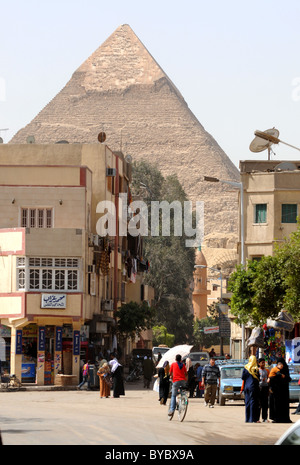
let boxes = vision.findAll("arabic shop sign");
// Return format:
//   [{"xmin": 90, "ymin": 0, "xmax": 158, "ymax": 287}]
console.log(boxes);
[{"xmin": 41, "ymin": 294, "xmax": 66, "ymax": 309}]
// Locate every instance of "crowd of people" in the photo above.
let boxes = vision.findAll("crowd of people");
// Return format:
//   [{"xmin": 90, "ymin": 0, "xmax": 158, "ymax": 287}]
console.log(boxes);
[
  {"xmin": 240, "ymin": 354, "xmax": 299, "ymax": 423},
  {"xmin": 77, "ymin": 348, "xmax": 299, "ymax": 424},
  {"xmin": 157, "ymin": 352, "xmax": 299, "ymax": 423},
  {"xmin": 77, "ymin": 352, "xmax": 125, "ymax": 399}
]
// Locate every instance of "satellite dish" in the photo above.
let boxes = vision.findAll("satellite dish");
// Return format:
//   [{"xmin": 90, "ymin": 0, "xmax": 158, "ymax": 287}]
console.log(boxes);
[
  {"xmin": 0, "ymin": 137, "xmax": 3, "ymax": 144},
  {"xmin": 274, "ymin": 162, "xmax": 297, "ymax": 171},
  {"xmin": 250, "ymin": 128, "xmax": 279, "ymax": 154},
  {"xmin": 98, "ymin": 132, "xmax": 106, "ymax": 143},
  {"xmin": 26, "ymin": 135, "xmax": 36, "ymax": 144},
  {"xmin": 125, "ymin": 154, "xmax": 132, "ymax": 163},
  {"xmin": 55, "ymin": 140, "xmax": 69, "ymax": 144}
]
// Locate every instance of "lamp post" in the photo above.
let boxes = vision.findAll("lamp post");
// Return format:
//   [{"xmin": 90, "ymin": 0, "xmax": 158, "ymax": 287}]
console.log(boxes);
[{"xmin": 203, "ymin": 176, "xmax": 246, "ymax": 357}]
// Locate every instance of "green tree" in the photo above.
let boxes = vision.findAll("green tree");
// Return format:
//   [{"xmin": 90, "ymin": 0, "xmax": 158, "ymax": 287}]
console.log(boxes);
[
  {"xmin": 116, "ymin": 301, "xmax": 156, "ymax": 340},
  {"xmin": 227, "ymin": 260, "xmax": 259, "ymax": 325},
  {"xmin": 152, "ymin": 325, "xmax": 175, "ymax": 347},
  {"xmin": 131, "ymin": 161, "xmax": 195, "ymax": 344},
  {"xmin": 193, "ymin": 315, "xmax": 220, "ymax": 350},
  {"xmin": 276, "ymin": 224, "xmax": 300, "ymax": 318}
]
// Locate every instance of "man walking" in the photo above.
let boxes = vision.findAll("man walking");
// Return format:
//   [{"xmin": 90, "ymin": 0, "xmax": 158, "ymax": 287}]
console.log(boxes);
[
  {"xmin": 201, "ymin": 357, "xmax": 220, "ymax": 408},
  {"xmin": 168, "ymin": 354, "xmax": 188, "ymax": 416}
]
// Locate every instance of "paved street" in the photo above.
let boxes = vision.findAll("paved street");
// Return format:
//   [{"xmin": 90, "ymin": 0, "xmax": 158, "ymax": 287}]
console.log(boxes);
[{"xmin": 0, "ymin": 380, "xmax": 297, "ymax": 446}]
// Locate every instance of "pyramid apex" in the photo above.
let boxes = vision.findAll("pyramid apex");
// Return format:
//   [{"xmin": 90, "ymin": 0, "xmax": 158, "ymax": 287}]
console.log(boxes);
[{"xmin": 75, "ymin": 23, "xmax": 170, "ymax": 93}]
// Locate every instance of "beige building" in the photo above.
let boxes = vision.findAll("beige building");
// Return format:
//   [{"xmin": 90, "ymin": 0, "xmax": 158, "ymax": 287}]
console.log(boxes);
[
  {"xmin": 0, "ymin": 143, "xmax": 153, "ymax": 385},
  {"xmin": 240, "ymin": 160, "xmax": 300, "ymax": 259},
  {"xmin": 229, "ymin": 159, "xmax": 300, "ymax": 358}
]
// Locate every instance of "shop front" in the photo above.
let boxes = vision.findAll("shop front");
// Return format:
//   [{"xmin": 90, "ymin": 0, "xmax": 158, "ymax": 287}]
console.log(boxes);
[{"xmin": 1, "ymin": 321, "xmax": 89, "ymax": 385}]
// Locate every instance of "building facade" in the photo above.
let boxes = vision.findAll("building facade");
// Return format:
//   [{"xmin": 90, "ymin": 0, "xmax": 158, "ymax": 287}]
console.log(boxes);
[
  {"xmin": 0, "ymin": 143, "xmax": 153, "ymax": 385},
  {"xmin": 229, "ymin": 160, "xmax": 300, "ymax": 359}
]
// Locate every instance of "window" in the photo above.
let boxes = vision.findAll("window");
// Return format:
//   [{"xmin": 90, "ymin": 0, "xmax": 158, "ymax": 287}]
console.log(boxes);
[
  {"xmin": 16, "ymin": 257, "xmax": 26, "ymax": 290},
  {"xmin": 21, "ymin": 208, "xmax": 53, "ymax": 228},
  {"xmin": 16, "ymin": 257, "xmax": 80, "ymax": 291},
  {"xmin": 282, "ymin": 204, "xmax": 297, "ymax": 223},
  {"xmin": 254, "ymin": 204, "xmax": 267, "ymax": 223}
]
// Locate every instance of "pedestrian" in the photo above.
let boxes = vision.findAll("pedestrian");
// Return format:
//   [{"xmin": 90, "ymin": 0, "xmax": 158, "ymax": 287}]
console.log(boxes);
[
  {"xmin": 268, "ymin": 357, "xmax": 292, "ymax": 423},
  {"xmin": 156, "ymin": 352, "xmax": 162, "ymax": 365},
  {"xmin": 240, "ymin": 355, "xmax": 260, "ymax": 423},
  {"xmin": 186, "ymin": 357, "xmax": 196, "ymax": 398},
  {"xmin": 77, "ymin": 360, "xmax": 91, "ymax": 390},
  {"xmin": 143, "ymin": 356, "xmax": 155, "ymax": 389},
  {"xmin": 109, "ymin": 354, "xmax": 125, "ymax": 398},
  {"xmin": 258, "ymin": 358, "xmax": 269, "ymax": 422},
  {"xmin": 195, "ymin": 363, "xmax": 203, "ymax": 398},
  {"xmin": 201, "ymin": 357, "xmax": 220, "ymax": 408},
  {"xmin": 168, "ymin": 354, "xmax": 188, "ymax": 416},
  {"xmin": 209, "ymin": 348, "xmax": 216, "ymax": 358},
  {"xmin": 97, "ymin": 362, "xmax": 111, "ymax": 398},
  {"xmin": 158, "ymin": 361, "xmax": 170, "ymax": 405}
]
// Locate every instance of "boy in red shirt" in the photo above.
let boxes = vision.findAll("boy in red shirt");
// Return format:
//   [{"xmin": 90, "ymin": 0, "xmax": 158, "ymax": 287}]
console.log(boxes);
[{"xmin": 168, "ymin": 354, "xmax": 188, "ymax": 416}]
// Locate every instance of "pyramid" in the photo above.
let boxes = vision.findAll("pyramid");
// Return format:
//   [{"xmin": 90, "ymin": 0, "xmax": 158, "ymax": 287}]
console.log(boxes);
[{"xmin": 10, "ymin": 24, "xmax": 239, "ymax": 236}]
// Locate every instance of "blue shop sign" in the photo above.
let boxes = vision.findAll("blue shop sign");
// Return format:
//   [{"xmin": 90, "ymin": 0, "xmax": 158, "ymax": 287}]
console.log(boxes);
[
  {"xmin": 73, "ymin": 330, "xmax": 80, "ymax": 356},
  {"xmin": 16, "ymin": 330, "xmax": 22, "ymax": 355},
  {"xmin": 38, "ymin": 327, "xmax": 46, "ymax": 351},
  {"xmin": 55, "ymin": 327, "xmax": 63, "ymax": 352}
]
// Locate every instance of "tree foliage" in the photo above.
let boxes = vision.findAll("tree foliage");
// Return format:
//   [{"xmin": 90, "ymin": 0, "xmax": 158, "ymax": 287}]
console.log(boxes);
[
  {"xmin": 131, "ymin": 161, "xmax": 195, "ymax": 344},
  {"xmin": 116, "ymin": 301, "xmax": 156, "ymax": 340},
  {"xmin": 228, "ymin": 222, "xmax": 300, "ymax": 326}
]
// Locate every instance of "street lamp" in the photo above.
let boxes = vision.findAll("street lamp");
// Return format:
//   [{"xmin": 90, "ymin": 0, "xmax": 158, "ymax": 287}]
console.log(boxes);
[{"xmin": 203, "ymin": 175, "xmax": 245, "ymax": 357}]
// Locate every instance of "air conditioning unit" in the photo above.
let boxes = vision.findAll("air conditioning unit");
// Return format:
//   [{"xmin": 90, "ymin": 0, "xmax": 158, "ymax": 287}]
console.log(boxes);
[
  {"xmin": 103, "ymin": 299, "xmax": 114, "ymax": 311},
  {"xmin": 106, "ymin": 168, "xmax": 116, "ymax": 177}
]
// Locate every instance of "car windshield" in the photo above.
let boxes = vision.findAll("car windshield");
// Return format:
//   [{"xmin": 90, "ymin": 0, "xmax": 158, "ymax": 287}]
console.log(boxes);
[
  {"xmin": 153, "ymin": 348, "xmax": 169, "ymax": 355},
  {"xmin": 189, "ymin": 353, "xmax": 208, "ymax": 361},
  {"xmin": 221, "ymin": 367, "xmax": 243, "ymax": 379}
]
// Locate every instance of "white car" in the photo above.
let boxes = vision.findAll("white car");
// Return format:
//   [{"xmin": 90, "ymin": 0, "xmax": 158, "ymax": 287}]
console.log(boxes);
[
  {"xmin": 275, "ymin": 419, "xmax": 300, "ymax": 445},
  {"xmin": 152, "ymin": 346, "xmax": 170, "ymax": 361}
]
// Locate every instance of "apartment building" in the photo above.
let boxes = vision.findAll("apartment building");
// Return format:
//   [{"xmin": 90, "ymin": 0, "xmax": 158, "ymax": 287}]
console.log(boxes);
[
  {"xmin": 229, "ymin": 160, "xmax": 300, "ymax": 358},
  {"xmin": 0, "ymin": 143, "xmax": 153, "ymax": 385}
]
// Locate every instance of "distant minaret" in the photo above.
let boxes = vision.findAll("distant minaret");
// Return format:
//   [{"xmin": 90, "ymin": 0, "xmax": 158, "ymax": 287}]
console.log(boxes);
[{"xmin": 192, "ymin": 248, "xmax": 211, "ymax": 320}]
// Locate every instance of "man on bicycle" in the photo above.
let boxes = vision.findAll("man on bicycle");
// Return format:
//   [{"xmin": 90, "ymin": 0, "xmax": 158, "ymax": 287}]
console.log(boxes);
[{"xmin": 168, "ymin": 354, "xmax": 188, "ymax": 416}]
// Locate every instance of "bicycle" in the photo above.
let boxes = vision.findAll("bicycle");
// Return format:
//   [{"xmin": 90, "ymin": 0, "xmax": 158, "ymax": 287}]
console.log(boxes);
[
  {"xmin": 168, "ymin": 386, "xmax": 188, "ymax": 422},
  {"xmin": 0, "ymin": 373, "xmax": 22, "ymax": 392}
]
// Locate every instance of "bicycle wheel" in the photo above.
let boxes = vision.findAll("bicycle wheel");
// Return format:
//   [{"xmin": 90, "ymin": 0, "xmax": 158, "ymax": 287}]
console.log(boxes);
[{"xmin": 177, "ymin": 395, "xmax": 188, "ymax": 422}]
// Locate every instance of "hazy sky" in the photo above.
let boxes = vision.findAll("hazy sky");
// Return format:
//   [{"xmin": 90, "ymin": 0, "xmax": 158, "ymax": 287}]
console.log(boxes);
[{"xmin": 1, "ymin": 0, "xmax": 300, "ymax": 168}]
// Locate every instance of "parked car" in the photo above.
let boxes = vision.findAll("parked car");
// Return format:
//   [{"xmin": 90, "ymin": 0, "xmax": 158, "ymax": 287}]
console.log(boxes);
[
  {"xmin": 183, "ymin": 352, "xmax": 209, "ymax": 367},
  {"xmin": 275, "ymin": 419, "xmax": 300, "ymax": 445},
  {"xmin": 217, "ymin": 363, "xmax": 245, "ymax": 406},
  {"xmin": 288, "ymin": 363, "xmax": 300, "ymax": 402},
  {"xmin": 152, "ymin": 346, "xmax": 170, "ymax": 362}
]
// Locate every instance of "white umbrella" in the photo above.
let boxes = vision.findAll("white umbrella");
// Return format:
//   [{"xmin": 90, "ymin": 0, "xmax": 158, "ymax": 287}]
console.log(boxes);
[{"xmin": 156, "ymin": 345, "xmax": 193, "ymax": 368}]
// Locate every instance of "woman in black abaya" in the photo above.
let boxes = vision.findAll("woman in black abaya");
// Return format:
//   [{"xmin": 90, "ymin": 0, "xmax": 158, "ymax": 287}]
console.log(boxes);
[
  {"xmin": 268, "ymin": 357, "xmax": 292, "ymax": 423},
  {"xmin": 109, "ymin": 355, "xmax": 125, "ymax": 398}
]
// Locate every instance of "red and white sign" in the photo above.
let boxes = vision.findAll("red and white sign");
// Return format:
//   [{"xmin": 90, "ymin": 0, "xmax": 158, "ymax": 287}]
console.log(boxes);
[{"xmin": 203, "ymin": 326, "xmax": 219, "ymax": 334}]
